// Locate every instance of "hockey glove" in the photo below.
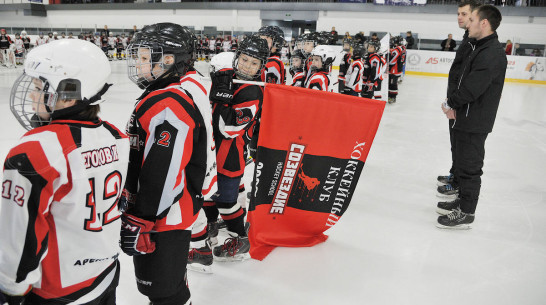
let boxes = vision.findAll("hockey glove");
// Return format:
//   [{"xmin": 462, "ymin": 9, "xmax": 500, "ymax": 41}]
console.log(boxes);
[
  {"xmin": 0, "ymin": 291, "xmax": 24, "ymax": 305},
  {"xmin": 210, "ymin": 69, "xmax": 234, "ymax": 104},
  {"xmin": 120, "ymin": 214, "xmax": 156, "ymax": 256}
]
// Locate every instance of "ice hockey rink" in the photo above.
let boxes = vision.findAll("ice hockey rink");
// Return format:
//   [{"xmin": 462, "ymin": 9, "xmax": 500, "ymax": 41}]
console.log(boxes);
[{"xmin": 1, "ymin": 60, "xmax": 545, "ymax": 305}]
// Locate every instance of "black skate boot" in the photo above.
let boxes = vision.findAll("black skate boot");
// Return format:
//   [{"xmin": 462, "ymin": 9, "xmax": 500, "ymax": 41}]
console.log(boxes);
[
  {"xmin": 436, "ymin": 208, "xmax": 474, "ymax": 230},
  {"xmin": 207, "ymin": 221, "xmax": 219, "ymax": 246},
  {"xmin": 436, "ymin": 198, "xmax": 460, "ymax": 215},
  {"xmin": 437, "ymin": 183, "xmax": 459, "ymax": 200},
  {"xmin": 187, "ymin": 239, "xmax": 213, "ymax": 273},
  {"xmin": 213, "ymin": 233, "xmax": 250, "ymax": 262},
  {"xmin": 437, "ymin": 173, "xmax": 454, "ymax": 186}
]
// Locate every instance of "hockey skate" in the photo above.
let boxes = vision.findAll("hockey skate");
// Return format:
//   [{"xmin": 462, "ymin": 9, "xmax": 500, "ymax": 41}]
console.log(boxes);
[
  {"xmin": 436, "ymin": 183, "xmax": 459, "ymax": 200},
  {"xmin": 388, "ymin": 97, "xmax": 396, "ymax": 104},
  {"xmin": 436, "ymin": 208, "xmax": 474, "ymax": 230},
  {"xmin": 207, "ymin": 221, "xmax": 219, "ymax": 246},
  {"xmin": 213, "ymin": 233, "xmax": 250, "ymax": 262},
  {"xmin": 436, "ymin": 198, "xmax": 460, "ymax": 215},
  {"xmin": 187, "ymin": 239, "xmax": 213, "ymax": 274},
  {"xmin": 437, "ymin": 173, "xmax": 454, "ymax": 186}
]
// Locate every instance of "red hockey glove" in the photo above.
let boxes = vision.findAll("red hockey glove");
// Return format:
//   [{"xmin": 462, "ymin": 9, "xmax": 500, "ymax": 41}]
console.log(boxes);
[
  {"xmin": 210, "ymin": 69, "xmax": 234, "ymax": 104},
  {"xmin": 120, "ymin": 214, "xmax": 156, "ymax": 256}
]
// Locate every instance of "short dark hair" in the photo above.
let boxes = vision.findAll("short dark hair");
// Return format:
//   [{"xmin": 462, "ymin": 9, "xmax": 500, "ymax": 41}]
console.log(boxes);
[
  {"xmin": 458, "ymin": 0, "xmax": 480, "ymax": 10},
  {"xmin": 477, "ymin": 4, "xmax": 502, "ymax": 31}
]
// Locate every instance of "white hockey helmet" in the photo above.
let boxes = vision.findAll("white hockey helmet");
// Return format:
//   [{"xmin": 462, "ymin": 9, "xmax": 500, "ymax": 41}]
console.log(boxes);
[
  {"xmin": 10, "ymin": 39, "xmax": 111, "ymax": 130},
  {"xmin": 310, "ymin": 45, "xmax": 336, "ymax": 71},
  {"xmin": 21, "ymin": 30, "xmax": 27, "ymax": 37}
]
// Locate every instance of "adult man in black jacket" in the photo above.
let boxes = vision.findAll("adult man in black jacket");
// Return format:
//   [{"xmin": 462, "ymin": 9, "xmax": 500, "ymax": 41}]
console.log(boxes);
[
  {"xmin": 437, "ymin": 0, "xmax": 479, "ymax": 199},
  {"xmin": 438, "ymin": 4, "xmax": 507, "ymax": 229}
]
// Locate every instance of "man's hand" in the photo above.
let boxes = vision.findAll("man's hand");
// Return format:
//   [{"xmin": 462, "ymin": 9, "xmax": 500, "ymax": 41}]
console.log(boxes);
[
  {"xmin": 120, "ymin": 214, "xmax": 156, "ymax": 256},
  {"xmin": 445, "ymin": 109, "xmax": 456, "ymax": 120}
]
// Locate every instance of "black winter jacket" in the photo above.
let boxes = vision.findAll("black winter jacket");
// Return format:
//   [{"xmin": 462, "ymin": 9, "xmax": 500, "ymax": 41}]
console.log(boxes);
[
  {"xmin": 447, "ymin": 30, "xmax": 473, "ymax": 97},
  {"xmin": 447, "ymin": 32, "xmax": 507, "ymax": 134}
]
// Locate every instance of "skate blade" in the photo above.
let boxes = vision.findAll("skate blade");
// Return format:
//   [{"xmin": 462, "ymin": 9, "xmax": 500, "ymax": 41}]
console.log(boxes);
[
  {"xmin": 187, "ymin": 263, "xmax": 213, "ymax": 274},
  {"xmin": 435, "ymin": 223, "xmax": 472, "ymax": 230},
  {"xmin": 437, "ymin": 181, "xmax": 449, "ymax": 187},
  {"xmin": 436, "ymin": 192, "xmax": 458, "ymax": 200},
  {"xmin": 209, "ymin": 236, "xmax": 218, "ymax": 247},
  {"xmin": 436, "ymin": 208, "xmax": 453, "ymax": 215},
  {"xmin": 213, "ymin": 253, "xmax": 250, "ymax": 262}
]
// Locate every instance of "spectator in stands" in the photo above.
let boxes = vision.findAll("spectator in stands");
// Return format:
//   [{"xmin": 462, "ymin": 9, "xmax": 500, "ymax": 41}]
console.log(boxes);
[
  {"xmin": 505, "ymin": 39, "xmax": 513, "ymax": 55},
  {"xmin": 130, "ymin": 25, "xmax": 138, "ymax": 36},
  {"xmin": 370, "ymin": 33, "xmax": 379, "ymax": 42},
  {"xmin": 406, "ymin": 31, "xmax": 415, "ymax": 49},
  {"xmin": 330, "ymin": 27, "xmax": 338, "ymax": 39},
  {"xmin": 531, "ymin": 48, "xmax": 543, "ymax": 57},
  {"xmin": 514, "ymin": 43, "xmax": 526, "ymax": 55},
  {"xmin": 441, "ymin": 34, "xmax": 457, "ymax": 51},
  {"xmin": 354, "ymin": 31, "xmax": 365, "ymax": 44}
]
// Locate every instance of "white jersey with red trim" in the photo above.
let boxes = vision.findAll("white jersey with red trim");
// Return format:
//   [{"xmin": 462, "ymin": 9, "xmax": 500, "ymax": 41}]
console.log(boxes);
[
  {"xmin": 178, "ymin": 70, "xmax": 217, "ymax": 200},
  {"xmin": 222, "ymin": 40, "xmax": 231, "ymax": 52},
  {"xmin": 304, "ymin": 71, "xmax": 330, "ymax": 92},
  {"xmin": 0, "ymin": 119, "xmax": 129, "ymax": 301},
  {"xmin": 107, "ymin": 37, "xmax": 116, "ymax": 48},
  {"xmin": 36, "ymin": 37, "xmax": 47, "ymax": 46},
  {"xmin": 208, "ymin": 39, "xmax": 216, "ymax": 51},
  {"xmin": 346, "ymin": 58, "xmax": 365, "ymax": 92},
  {"xmin": 14, "ymin": 38, "xmax": 24, "ymax": 54}
]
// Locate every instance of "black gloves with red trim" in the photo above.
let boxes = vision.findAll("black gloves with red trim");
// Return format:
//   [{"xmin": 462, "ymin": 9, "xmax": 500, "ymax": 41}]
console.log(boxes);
[
  {"xmin": 210, "ymin": 69, "xmax": 234, "ymax": 104},
  {"xmin": 119, "ymin": 214, "xmax": 156, "ymax": 256}
]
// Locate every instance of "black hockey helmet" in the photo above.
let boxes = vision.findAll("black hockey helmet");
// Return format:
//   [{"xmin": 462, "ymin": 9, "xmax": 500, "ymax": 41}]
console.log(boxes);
[
  {"xmin": 127, "ymin": 22, "xmax": 196, "ymax": 89},
  {"xmin": 289, "ymin": 49, "xmax": 305, "ymax": 74},
  {"xmin": 368, "ymin": 39, "xmax": 381, "ymax": 53},
  {"xmin": 390, "ymin": 35, "xmax": 403, "ymax": 48},
  {"xmin": 233, "ymin": 34, "xmax": 270, "ymax": 80},
  {"xmin": 317, "ymin": 31, "xmax": 333, "ymax": 45},
  {"xmin": 352, "ymin": 43, "xmax": 366, "ymax": 59},
  {"xmin": 258, "ymin": 25, "xmax": 285, "ymax": 50}
]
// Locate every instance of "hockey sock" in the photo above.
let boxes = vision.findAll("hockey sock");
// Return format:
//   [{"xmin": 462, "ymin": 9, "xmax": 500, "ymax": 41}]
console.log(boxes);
[
  {"xmin": 202, "ymin": 201, "xmax": 219, "ymax": 223},
  {"xmin": 215, "ymin": 201, "xmax": 247, "ymax": 237}
]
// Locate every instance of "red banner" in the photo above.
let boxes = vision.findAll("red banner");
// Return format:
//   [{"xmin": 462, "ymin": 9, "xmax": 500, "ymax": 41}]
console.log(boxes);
[{"xmin": 248, "ymin": 84, "xmax": 385, "ymax": 260}]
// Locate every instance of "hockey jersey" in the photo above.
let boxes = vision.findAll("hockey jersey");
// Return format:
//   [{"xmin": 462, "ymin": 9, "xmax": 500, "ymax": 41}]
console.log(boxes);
[
  {"xmin": 261, "ymin": 54, "xmax": 286, "ymax": 85},
  {"xmin": 0, "ymin": 34, "xmax": 12, "ymax": 49},
  {"xmin": 364, "ymin": 53, "xmax": 387, "ymax": 93},
  {"xmin": 389, "ymin": 46, "xmax": 405, "ymax": 76},
  {"xmin": 304, "ymin": 71, "xmax": 330, "ymax": 92},
  {"xmin": 213, "ymin": 83, "xmax": 263, "ymax": 178},
  {"xmin": 345, "ymin": 58, "xmax": 365, "ymax": 93},
  {"xmin": 290, "ymin": 71, "xmax": 305, "ymax": 87},
  {"xmin": 123, "ymin": 76, "xmax": 208, "ymax": 232},
  {"xmin": 36, "ymin": 37, "xmax": 47, "ymax": 46},
  {"xmin": 0, "ymin": 119, "xmax": 129, "ymax": 301},
  {"xmin": 338, "ymin": 52, "xmax": 352, "ymax": 83}
]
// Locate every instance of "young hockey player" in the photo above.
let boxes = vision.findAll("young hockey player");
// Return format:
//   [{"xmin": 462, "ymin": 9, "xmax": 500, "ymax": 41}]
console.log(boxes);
[
  {"xmin": 36, "ymin": 32, "xmax": 47, "ymax": 46},
  {"xmin": 21, "ymin": 30, "xmax": 31, "ymax": 51},
  {"xmin": 222, "ymin": 35, "xmax": 231, "ymax": 52},
  {"xmin": 259, "ymin": 25, "xmax": 286, "ymax": 84},
  {"xmin": 230, "ymin": 35, "xmax": 238, "ymax": 51},
  {"xmin": 13, "ymin": 33, "xmax": 25, "ymax": 65},
  {"xmin": 344, "ymin": 43, "xmax": 367, "ymax": 97},
  {"xmin": 338, "ymin": 37, "xmax": 353, "ymax": 93},
  {"xmin": 0, "ymin": 39, "xmax": 129, "ymax": 305},
  {"xmin": 388, "ymin": 36, "xmax": 406, "ymax": 103},
  {"xmin": 362, "ymin": 40, "xmax": 386, "ymax": 99},
  {"xmin": 115, "ymin": 35, "xmax": 124, "ymax": 60},
  {"xmin": 215, "ymin": 35, "xmax": 223, "ymax": 54},
  {"xmin": 107, "ymin": 33, "xmax": 116, "ymax": 60},
  {"xmin": 122, "ymin": 23, "xmax": 207, "ymax": 305},
  {"xmin": 289, "ymin": 49, "xmax": 305, "ymax": 87},
  {"xmin": 208, "ymin": 35, "xmax": 216, "ymax": 61},
  {"xmin": 204, "ymin": 35, "xmax": 269, "ymax": 261},
  {"xmin": 304, "ymin": 45, "xmax": 336, "ymax": 91}
]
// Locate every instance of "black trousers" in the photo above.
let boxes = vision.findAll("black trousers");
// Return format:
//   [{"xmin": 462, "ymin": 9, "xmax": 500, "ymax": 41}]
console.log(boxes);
[
  {"xmin": 453, "ymin": 129, "xmax": 488, "ymax": 214},
  {"xmin": 448, "ymin": 119, "xmax": 458, "ymax": 186},
  {"xmin": 133, "ymin": 230, "xmax": 191, "ymax": 305}
]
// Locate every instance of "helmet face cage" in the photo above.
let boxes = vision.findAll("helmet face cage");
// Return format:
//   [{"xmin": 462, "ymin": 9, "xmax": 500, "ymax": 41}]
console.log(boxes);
[
  {"xmin": 127, "ymin": 44, "xmax": 169, "ymax": 89},
  {"xmin": 10, "ymin": 73, "xmax": 58, "ymax": 131},
  {"xmin": 233, "ymin": 50, "xmax": 266, "ymax": 81}
]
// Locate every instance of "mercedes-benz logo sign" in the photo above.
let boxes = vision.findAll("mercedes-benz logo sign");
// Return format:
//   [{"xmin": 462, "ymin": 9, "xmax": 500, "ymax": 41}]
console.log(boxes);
[{"xmin": 408, "ymin": 54, "xmax": 420, "ymax": 65}]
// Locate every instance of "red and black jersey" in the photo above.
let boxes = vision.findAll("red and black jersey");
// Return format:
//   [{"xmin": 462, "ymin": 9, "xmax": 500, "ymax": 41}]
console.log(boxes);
[
  {"xmin": 338, "ymin": 52, "xmax": 352, "ymax": 81},
  {"xmin": 389, "ymin": 46, "xmax": 405, "ymax": 76},
  {"xmin": 215, "ymin": 38, "xmax": 223, "ymax": 51},
  {"xmin": 231, "ymin": 40, "xmax": 238, "ymax": 51},
  {"xmin": 304, "ymin": 71, "xmax": 330, "ymax": 91},
  {"xmin": 123, "ymin": 76, "xmax": 208, "ymax": 232},
  {"xmin": 212, "ymin": 83, "xmax": 263, "ymax": 178},
  {"xmin": 261, "ymin": 55, "xmax": 286, "ymax": 85},
  {"xmin": 290, "ymin": 71, "xmax": 305, "ymax": 87},
  {"xmin": 364, "ymin": 52, "xmax": 387, "ymax": 92},
  {"xmin": 0, "ymin": 34, "xmax": 13, "ymax": 49},
  {"xmin": 346, "ymin": 58, "xmax": 365, "ymax": 93},
  {"xmin": 0, "ymin": 119, "xmax": 129, "ymax": 301}
]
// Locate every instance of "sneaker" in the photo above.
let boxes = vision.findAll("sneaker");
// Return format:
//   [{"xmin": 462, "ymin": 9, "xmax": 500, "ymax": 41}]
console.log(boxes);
[
  {"xmin": 437, "ymin": 173, "xmax": 454, "ymax": 186},
  {"xmin": 187, "ymin": 239, "xmax": 213, "ymax": 273},
  {"xmin": 207, "ymin": 222, "xmax": 219, "ymax": 246},
  {"xmin": 213, "ymin": 233, "xmax": 250, "ymax": 262},
  {"xmin": 437, "ymin": 183, "xmax": 459, "ymax": 199},
  {"xmin": 436, "ymin": 198, "xmax": 460, "ymax": 215},
  {"xmin": 436, "ymin": 208, "xmax": 474, "ymax": 230}
]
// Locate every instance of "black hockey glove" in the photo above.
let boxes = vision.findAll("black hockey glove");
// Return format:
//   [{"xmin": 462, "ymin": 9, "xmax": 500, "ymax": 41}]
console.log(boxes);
[
  {"xmin": 210, "ymin": 69, "xmax": 234, "ymax": 104},
  {"xmin": 119, "ymin": 214, "xmax": 156, "ymax": 256},
  {"xmin": 0, "ymin": 291, "xmax": 25, "ymax": 305}
]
